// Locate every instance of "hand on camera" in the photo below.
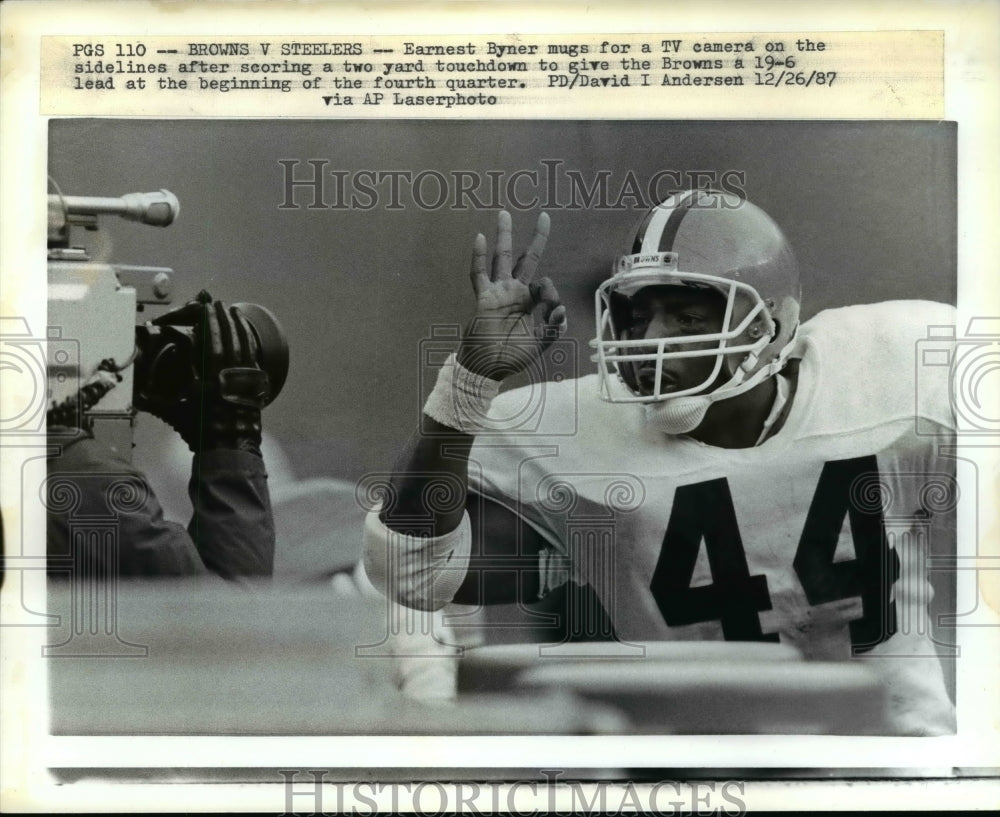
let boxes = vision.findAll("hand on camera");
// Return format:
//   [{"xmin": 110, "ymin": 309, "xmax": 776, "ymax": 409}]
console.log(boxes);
[
  {"xmin": 457, "ymin": 210, "xmax": 567, "ymax": 382},
  {"xmin": 141, "ymin": 291, "xmax": 271, "ymax": 454}
]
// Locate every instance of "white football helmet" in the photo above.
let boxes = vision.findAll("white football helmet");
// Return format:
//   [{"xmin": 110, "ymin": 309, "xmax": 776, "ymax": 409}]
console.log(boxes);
[{"xmin": 591, "ymin": 189, "xmax": 801, "ymax": 432}]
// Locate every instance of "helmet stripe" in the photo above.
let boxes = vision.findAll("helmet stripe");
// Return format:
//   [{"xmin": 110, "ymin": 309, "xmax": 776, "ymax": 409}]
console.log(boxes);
[
  {"xmin": 659, "ymin": 188, "xmax": 701, "ymax": 252},
  {"xmin": 636, "ymin": 188, "xmax": 701, "ymax": 254},
  {"xmin": 631, "ymin": 206, "xmax": 656, "ymax": 254}
]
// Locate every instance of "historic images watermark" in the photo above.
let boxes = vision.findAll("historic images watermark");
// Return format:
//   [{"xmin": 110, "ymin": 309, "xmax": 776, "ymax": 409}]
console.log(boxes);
[
  {"xmin": 0, "ymin": 314, "xmax": 149, "ymax": 656},
  {"xmin": 0, "ymin": 317, "xmax": 78, "ymax": 436},
  {"xmin": 914, "ymin": 315, "xmax": 1000, "ymax": 636},
  {"xmin": 279, "ymin": 769, "xmax": 748, "ymax": 816},
  {"xmin": 278, "ymin": 161, "xmax": 748, "ymax": 212},
  {"xmin": 915, "ymin": 316, "xmax": 1000, "ymax": 438}
]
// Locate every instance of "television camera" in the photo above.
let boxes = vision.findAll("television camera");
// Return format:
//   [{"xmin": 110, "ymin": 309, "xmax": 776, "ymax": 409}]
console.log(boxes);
[{"xmin": 47, "ymin": 188, "xmax": 289, "ymax": 460}]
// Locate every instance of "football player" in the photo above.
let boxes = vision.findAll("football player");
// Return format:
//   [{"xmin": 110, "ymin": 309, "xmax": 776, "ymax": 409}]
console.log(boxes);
[{"xmin": 365, "ymin": 190, "xmax": 957, "ymax": 735}]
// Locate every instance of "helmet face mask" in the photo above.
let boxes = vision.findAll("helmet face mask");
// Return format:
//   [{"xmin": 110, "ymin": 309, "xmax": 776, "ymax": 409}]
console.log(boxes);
[{"xmin": 591, "ymin": 190, "xmax": 801, "ymax": 408}]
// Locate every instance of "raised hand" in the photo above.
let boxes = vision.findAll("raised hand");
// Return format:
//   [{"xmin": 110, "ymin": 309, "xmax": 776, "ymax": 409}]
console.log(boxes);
[{"xmin": 457, "ymin": 210, "xmax": 566, "ymax": 381}]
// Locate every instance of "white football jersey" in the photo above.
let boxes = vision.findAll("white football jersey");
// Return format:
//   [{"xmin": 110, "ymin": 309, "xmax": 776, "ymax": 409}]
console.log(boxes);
[{"xmin": 468, "ymin": 300, "xmax": 957, "ymax": 735}]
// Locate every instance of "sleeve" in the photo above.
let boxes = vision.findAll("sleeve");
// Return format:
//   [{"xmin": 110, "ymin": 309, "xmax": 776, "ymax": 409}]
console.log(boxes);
[
  {"xmin": 46, "ymin": 432, "xmax": 274, "ymax": 579},
  {"xmin": 47, "ymin": 434, "xmax": 208, "ymax": 576},
  {"xmin": 187, "ymin": 448, "xmax": 276, "ymax": 579}
]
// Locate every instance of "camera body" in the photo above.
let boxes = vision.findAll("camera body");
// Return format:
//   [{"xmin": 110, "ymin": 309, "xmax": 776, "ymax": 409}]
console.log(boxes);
[
  {"xmin": 47, "ymin": 189, "xmax": 288, "ymax": 460},
  {"xmin": 47, "ymin": 190, "xmax": 179, "ymax": 458}
]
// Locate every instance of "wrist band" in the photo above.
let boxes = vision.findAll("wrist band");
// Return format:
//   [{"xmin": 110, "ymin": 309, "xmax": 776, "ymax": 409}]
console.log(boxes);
[{"xmin": 422, "ymin": 352, "xmax": 501, "ymax": 434}]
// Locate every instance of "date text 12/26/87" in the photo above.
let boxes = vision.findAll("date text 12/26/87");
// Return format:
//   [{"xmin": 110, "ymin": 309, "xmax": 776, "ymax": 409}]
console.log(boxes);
[{"xmin": 754, "ymin": 70, "xmax": 837, "ymax": 87}]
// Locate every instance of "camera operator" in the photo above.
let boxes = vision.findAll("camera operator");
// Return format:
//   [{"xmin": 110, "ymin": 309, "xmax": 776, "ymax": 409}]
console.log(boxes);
[{"xmin": 46, "ymin": 292, "xmax": 276, "ymax": 580}]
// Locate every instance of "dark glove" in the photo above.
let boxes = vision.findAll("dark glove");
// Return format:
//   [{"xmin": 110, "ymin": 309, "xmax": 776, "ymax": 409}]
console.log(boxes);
[{"xmin": 138, "ymin": 291, "xmax": 271, "ymax": 453}]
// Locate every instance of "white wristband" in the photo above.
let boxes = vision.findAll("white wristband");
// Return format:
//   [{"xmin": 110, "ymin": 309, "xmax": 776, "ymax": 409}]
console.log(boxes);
[{"xmin": 422, "ymin": 352, "xmax": 501, "ymax": 434}]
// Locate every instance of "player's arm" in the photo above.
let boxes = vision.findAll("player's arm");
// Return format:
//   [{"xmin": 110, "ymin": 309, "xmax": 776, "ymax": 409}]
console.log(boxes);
[{"xmin": 367, "ymin": 210, "xmax": 565, "ymax": 611}]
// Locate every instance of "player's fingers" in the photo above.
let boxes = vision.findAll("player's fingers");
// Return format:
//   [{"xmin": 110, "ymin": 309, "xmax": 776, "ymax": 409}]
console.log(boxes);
[
  {"xmin": 529, "ymin": 276, "xmax": 561, "ymax": 315},
  {"xmin": 546, "ymin": 302, "xmax": 568, "ymax": 330},
  {"xmin": 513, "ymin": 211, "xmax": 550, "ymax": 284},
  {"xmin": 531, "ymin": 277, "xmax": 566, "ymax": 349},
  {"xmin": 469, "ymin": 233, "xmax": 489, "ymax": 297},
  {"xmin": 537, "ymin": 304, "xmax": 567, "ymax": 351},
  {"xmin": 491, "ymin": 210, "xmax": 513, "ymax": 281}
]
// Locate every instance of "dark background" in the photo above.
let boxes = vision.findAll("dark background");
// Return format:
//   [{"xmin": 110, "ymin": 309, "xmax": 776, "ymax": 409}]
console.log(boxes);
[{"xmin": 48, "ymin": 120, "xmax": 957, "ymax": 483}]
